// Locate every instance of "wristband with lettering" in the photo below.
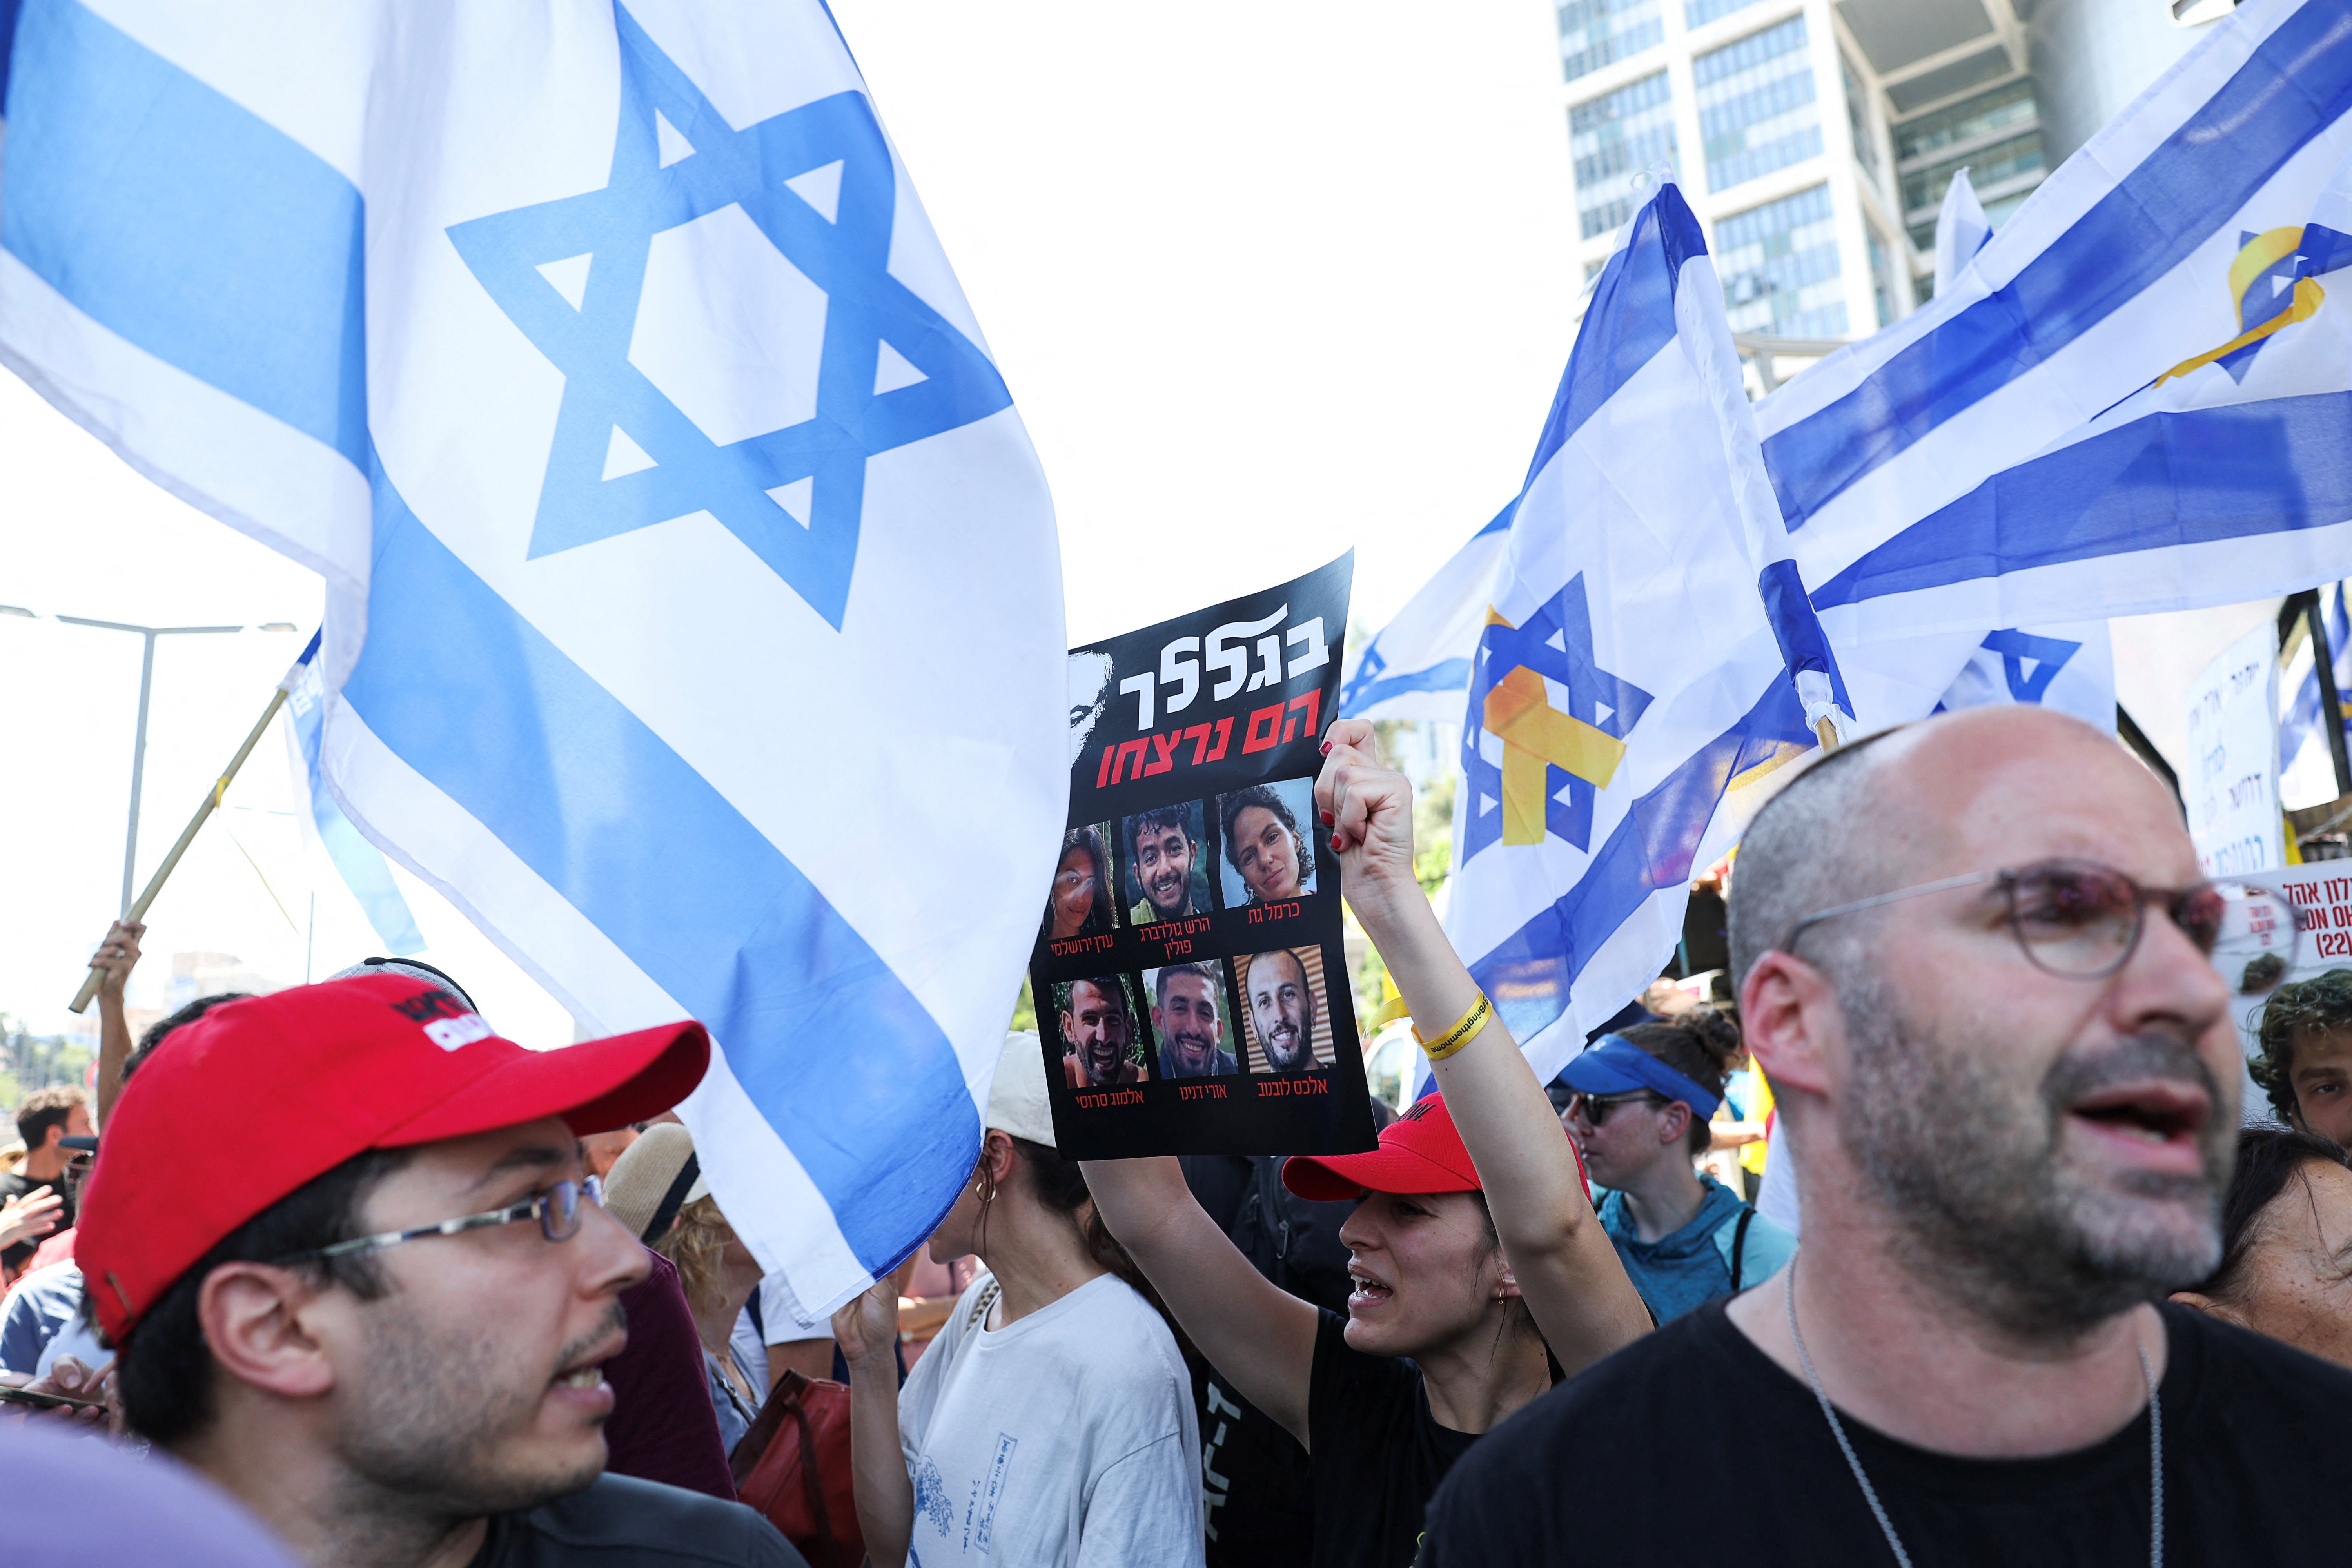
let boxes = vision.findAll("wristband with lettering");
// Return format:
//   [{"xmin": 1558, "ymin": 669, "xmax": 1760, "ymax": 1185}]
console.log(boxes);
[{"xmin": 1414, "ymin": 991, "xmax": 1492, "ymax": 1062}]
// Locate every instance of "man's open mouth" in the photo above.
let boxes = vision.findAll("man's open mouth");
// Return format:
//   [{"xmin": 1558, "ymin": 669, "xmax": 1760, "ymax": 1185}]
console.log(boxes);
[{"xmin": 2067, "ymin": 1080, "xmax": 2209, "ymax": 1165}]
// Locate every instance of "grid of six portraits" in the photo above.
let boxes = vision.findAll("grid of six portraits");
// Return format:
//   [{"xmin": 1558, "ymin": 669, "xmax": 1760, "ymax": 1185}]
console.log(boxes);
[{"xmin": 1041, "ymin": 775, "xmax": 1340, "ymax": 1090}]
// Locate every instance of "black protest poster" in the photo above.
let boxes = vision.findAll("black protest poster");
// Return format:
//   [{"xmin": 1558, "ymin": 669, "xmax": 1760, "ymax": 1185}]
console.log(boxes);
[{"xmin": 1033, "ymin": 553, "xmax": 1375, "ymax": 1158}]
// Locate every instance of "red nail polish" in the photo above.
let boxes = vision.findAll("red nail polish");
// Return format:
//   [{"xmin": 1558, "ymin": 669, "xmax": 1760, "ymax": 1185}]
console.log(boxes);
[
  {"xmin": 1319, "ymin": 741, "xmax": 1332, "ymax": 754},
  {"xmin": 1330, "ymin": 833, "xmax": 1344, "ymax": 851},
  {"xmin": 1319, "ymin": 811, "xmax": 1334, "ymax": 825}
]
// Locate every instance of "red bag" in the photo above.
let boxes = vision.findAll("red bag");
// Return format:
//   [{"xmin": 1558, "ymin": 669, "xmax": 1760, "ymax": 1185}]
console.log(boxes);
[{"xmin": 729, "ymin": 1369, "xmax": 864, "ymax": 1568}]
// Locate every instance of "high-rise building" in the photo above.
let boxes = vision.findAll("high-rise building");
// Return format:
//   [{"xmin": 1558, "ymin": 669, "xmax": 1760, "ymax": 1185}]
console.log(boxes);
[{"xmin": 1554, "ymin": 0, "xmax": 2231, "ymax": 368}]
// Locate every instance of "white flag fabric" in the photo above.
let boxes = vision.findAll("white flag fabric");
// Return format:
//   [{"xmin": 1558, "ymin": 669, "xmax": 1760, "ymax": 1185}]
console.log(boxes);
[
  {"xmin": 0, "ymin": 0, "xmax": 1064, "ymax": 1323},
  {"xmin": 1931, "ymin": 623, "xmax": 2116, "ymax": 731},
  {"xmin": 1337, "ymin": 503, "xmax": 1512, "ymax": 724},
  {"xmin": 1932, "ymin": 166, "xmax": 1991, "ymax": 298},
  {"xmin": 1446, "ymin": 180, "xmax": 1850, "ymax": 1081},
  {"xmin": 278, "ymin": 631, "xmax": 426, "ymax": 956},
  {"xmin": 1762, "ymin": 0, "xmax": 2352, "ymax": 662}
]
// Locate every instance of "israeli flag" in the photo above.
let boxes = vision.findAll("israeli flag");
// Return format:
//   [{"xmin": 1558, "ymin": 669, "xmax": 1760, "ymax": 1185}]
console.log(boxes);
[
  {"xmin": 1766, "ymin": 0, "xmax": 2352, "ymax": 657},
  {"xmin": 1337, "ymin": 503, "xmax": 1512, "ymax": 723},
  {"xmin": 279, "ymin": 632, "xmax": 425, "ymax": 956},
  {"xmin": 1890, "ymin": 175, "xmax": 2117, "ymax": 737},
  {"xmin": 0, "ymin": 1, "xmax": 1064, "ymax": 1322},
  {"xmin": 1446, "ymin": 180, "xmax": 1850, "ymax": 1078}
]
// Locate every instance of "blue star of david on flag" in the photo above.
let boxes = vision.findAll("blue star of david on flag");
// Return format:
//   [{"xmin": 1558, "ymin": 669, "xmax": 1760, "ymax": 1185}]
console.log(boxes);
[
  {"xmin": 1460, "ymin": 573, "xmax": 1653, "ymax": 861},
  {"xmin": 445, "ymin": 4, "xmax": 1013, "ymax": 629}
]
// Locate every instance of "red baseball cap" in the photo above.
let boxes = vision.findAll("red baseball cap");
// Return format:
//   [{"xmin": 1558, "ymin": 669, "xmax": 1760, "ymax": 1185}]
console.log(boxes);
[
  {"xmin": 78, "ymin": 974, "xmax": 710, "ymax": 1341},
  {"xmin": 1282, "ymin": 1093, "xmax": 1586, "ymax": 1201}
]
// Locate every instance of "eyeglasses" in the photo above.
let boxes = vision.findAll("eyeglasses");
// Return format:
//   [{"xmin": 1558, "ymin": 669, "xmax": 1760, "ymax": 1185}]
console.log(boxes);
[
  {"xmin": 1784, "ymin": 859, "xmax": 2298, "ymax": 997},
  {"xmin": 1564, "ymin": 1090, "xmax": 1660, "ymax": 1126},
  {"xmin": 272, "ymin": 1175, "xmax": 605, "ymax": 1265}
]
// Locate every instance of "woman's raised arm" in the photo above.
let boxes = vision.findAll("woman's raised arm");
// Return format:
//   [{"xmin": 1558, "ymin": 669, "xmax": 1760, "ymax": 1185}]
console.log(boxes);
[
  {"xmin": 1316, "ymin": 718, "xmax": 1651, "ymax": 1373},
  {"xmin": 1080, "ymin": 1155, "xmax": 1323, "ymax": 1444}
]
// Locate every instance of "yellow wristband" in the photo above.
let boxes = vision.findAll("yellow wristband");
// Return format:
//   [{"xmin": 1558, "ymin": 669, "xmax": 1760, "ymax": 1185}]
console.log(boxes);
[{"xmin": 1414, "ymin": 991, "xmax": 1492, "ymax": 1062}]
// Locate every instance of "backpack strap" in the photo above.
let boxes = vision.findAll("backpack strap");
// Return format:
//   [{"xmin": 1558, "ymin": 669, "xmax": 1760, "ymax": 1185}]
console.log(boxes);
[{"xmin": 1728, "ymin": 1207, "xmax": 1757, "ymax": 1293}]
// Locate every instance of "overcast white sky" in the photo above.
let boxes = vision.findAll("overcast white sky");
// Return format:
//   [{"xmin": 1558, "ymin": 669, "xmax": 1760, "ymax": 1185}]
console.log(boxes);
[{"xmin": 0, "ymin": 2, "xmax": 1583, "ymax": 1039}]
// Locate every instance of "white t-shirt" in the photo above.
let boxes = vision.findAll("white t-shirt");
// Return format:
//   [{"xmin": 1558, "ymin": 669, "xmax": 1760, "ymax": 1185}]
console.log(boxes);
[{"xmin": 899, "ymin": 1270, "xmax": 1203, "ymax": 1568}]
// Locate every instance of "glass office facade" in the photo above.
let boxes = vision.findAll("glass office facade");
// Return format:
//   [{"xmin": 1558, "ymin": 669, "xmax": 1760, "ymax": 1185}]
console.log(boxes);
[
  {"xmin": 1717, "ymin": 183, "xmax": 1846, "ymax": 338},
  {"xmin": 1570, "ymin": 70, "xmax": 1680, "ymax": 240},
  {"xmin": 1695, "ymin": 15, "xmax": 1821, "ymax": 193},
  {"xmin": 1558, "ymin": 0, "xmax": 1664, "ymax": 84}
]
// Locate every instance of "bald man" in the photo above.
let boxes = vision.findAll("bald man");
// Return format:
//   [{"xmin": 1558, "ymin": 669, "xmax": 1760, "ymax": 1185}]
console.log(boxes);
[{"xmin": 1417, "ymin": 708, "xmax": 2352, "ymax": 1566}]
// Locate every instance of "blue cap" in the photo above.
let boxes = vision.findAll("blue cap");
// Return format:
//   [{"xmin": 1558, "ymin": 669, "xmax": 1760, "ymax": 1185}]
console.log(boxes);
[{"xmin": 1558, "ymin": 1035, "xmax": 1722, "ymax": 1118}]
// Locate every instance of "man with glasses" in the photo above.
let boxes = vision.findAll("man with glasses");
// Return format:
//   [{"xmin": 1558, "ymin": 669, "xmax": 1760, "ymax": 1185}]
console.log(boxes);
[
  {"xmin": 1417, "ymin": 706, "xmax": 2352, "ymax": 1566},
  {"xmin": 71, "ymin": 974, "xmax": 807, "ymax": 1568}
]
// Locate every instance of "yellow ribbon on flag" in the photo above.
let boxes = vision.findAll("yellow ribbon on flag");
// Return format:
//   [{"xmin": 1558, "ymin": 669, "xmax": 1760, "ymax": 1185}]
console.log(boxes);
[{"xmin": 1480, "ymin": 610, "xmax": 1627, "ymax": 847}]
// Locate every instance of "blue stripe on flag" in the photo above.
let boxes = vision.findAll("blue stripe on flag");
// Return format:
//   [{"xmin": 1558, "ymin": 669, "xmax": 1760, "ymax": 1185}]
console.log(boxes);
[
  {"xmin": 1765, "ymin": 2, "xmax": 2352, "ymax": 529},
  {"xmin": 1343, "ymin": 659, "xmax": 1474, "ymax": 712},
  {"xmin": 0, "ymin": 0, "xmax": 367, "ymax": 467},
  {"xmin": 0, "ymin": 0, "xmax": 23, "ymax": 114},
  {"xmin": 1521, "ymin": 185, "xmax": 1708, "ymax": 490},
  {"xmin": 1810, "ymin": 390, "xmax": 2352, "ymax": 608},
  {"xmin": 1470, "ymin": 672, "xmax": 1809, "ymax": 1044},
  {"xmin": 344, "ymin": 466, "xmax": 978, "ymax": 1270}
]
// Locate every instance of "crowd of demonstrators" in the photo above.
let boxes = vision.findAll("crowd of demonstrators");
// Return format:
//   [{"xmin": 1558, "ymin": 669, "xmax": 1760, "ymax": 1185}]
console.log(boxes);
[
  {"xmin": 1085, "ymin": 717, "xmax": 1652, "ymax": 1568},
  {"xmin": 1417, "ymin": 705, "xmax": 2352, "ymax": 1564},
  {"xmin": 2174, "ymin": 1125, "xmax": 2352, "ymax": 1370},
  {"xmin": 1559, "ymin": 1009, "xmax": 1794, "ymax": 1323},
  {"xmin": 20, "ymin": 706, "xmax": 2352, "ymax": 1568},
  {"xmin": 831, "ymin": 1032, "xmax": 1204, "ymax": 1568},
  {"xmin": 2248, "ymin": 967, "xmax": 2352, "ymax": 1144}
]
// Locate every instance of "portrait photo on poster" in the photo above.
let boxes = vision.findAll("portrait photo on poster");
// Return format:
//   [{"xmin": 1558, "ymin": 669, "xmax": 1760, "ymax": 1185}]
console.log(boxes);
[
  {"xmin": 1044, "ymin": 822, "xmax": 1119, "ymax": 945},
  {"xmin": 1143, "ymin": 959, "xmax": 1241, "ymax": 1080},
  {"xmin": 1123, "ymin": 801, "xmax": 1212, "ymax": 926},
  {"xmin": 1055, "ymin": 973, "xmax": 1150, "ymax": 1087},
  {"xmin": 1216, "ymin": 777, "xmax": 1321, "ymax": 907},
  {"xmin": 1236, "ymin": 946, "xmax": 1334, "ymax": 1074}
]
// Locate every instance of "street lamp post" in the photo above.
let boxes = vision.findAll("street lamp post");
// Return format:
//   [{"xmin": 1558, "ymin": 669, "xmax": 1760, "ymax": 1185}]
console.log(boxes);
[{"xmin": 54, "ymin": 617, "xmax": 245, "ymax": 917}]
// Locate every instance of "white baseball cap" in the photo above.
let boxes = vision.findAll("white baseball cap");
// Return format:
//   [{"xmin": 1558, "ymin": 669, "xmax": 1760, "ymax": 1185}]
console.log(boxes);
[{"xmin": 986, "ymin": 1031, "xmax": 1057, "ymax": 1147}]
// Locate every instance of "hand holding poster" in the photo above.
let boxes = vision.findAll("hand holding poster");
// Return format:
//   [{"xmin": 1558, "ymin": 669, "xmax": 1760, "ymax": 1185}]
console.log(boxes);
[{"xmin": 1034, "ymin": 556, "xmax": 1374, "ymax": 1157}]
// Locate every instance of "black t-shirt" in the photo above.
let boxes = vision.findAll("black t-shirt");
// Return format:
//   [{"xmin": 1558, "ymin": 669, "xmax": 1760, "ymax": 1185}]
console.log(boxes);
[
  {"xmin": 1183, "ymin": 1151, "xmax": 1388, "ymax": 1568},
  {"xmin": 1417, "ymin": 1298, "xmax": 2352, "ymax": 1566},
  {"xmin": 1309, "ymin": 1309, "xmax": 1482, "ymax": 1568},
  {"xmin": 466, "ymin": 1474, "xmax": 806, "ymax": 1567},
  {"xmin": 0, "ymin": 1168, "xmax": 73, "ymax": 1273}
]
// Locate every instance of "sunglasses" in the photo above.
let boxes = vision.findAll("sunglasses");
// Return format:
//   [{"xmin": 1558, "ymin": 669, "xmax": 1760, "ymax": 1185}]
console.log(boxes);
[
  {"xmin": 1564, "ymin": 1090, "xmax": 1660, "ymax": 1126},
  {"xmin": 1785, "ymin": 858, "xmax": 2298, "ymax": 997}
]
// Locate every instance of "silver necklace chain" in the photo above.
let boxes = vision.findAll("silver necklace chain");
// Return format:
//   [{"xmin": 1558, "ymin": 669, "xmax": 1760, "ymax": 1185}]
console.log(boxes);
[{"xmin": 1781, "ymin": 1259, "xmax": 2162, "ymax": 1568}]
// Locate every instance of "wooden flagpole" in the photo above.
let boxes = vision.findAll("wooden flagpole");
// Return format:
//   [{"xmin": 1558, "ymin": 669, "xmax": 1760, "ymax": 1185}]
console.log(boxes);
[{"xmin": 71, "ymin": 683, "xmax": 292, "ymax": 1014}]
